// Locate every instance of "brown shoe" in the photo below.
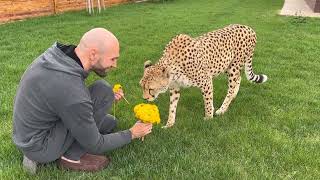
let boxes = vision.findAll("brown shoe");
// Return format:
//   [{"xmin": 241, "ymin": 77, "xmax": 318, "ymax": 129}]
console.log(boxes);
[
  {"xmin": 81, "ymin": 153, "xmax": 111, "ymax": 164},
  {"xmin": 57, "ymin": 154, "xmax": 110, "ymax": 172}
]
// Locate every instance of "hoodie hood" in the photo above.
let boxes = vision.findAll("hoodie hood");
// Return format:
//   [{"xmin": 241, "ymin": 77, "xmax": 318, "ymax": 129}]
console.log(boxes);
[{"xmin": 40, "ymin": 42, "xmax": 89, "ymax": 79}]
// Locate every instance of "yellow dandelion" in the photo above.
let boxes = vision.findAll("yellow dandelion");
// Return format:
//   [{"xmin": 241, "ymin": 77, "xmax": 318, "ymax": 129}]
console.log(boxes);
[
  {"xmin": 113, "ymin": 84, "xmax": 129, "ymax": 104},
  {"xmin": 133, "ymin": 103, "xmax": 161, "ymax": 124},
  {"xmin": 113, "ymin": 84, "xmax": 122, "ymax": 93}
]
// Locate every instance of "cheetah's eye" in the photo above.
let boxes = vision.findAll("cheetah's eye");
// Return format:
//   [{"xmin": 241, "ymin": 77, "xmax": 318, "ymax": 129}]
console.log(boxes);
[{"xmin": 149, "ymin": 89, "xmax": 154, "ymax": 95}]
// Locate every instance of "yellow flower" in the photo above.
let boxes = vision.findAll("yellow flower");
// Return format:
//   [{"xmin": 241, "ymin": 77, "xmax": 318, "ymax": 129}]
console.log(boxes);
[
  {"xmin": 113, "ymin": 84, "xmax": 122, "ymax": 93},
  {"xmin": 133, "ymin": 103, "xmax": 161, "ymax": 124}
]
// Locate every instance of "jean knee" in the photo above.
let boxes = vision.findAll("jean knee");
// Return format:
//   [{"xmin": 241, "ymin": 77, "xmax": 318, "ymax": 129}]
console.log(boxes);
[
  {"xmin": 91, "ymin": 80, "xmax": 113, "ymax": 93},
  {"xmin": 99, "ymin": 115, "xmax": 118, "ymax": 134},
  {"xmin": 89, "ymin": 80, "xmax": 114, "ymax": 102},
  {"xmin": 110, "ymin": 118, "xmax": 117, "ymax": 129}
]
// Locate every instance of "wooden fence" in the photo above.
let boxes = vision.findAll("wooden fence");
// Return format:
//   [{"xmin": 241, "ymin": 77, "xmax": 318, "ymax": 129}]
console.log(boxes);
[{"xmin": 0, "ymin": 0, "xmax": 130, "ymax": 23}]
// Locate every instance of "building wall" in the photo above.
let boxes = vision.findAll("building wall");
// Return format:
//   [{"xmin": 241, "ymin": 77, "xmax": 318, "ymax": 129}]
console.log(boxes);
[
  {"xmin": 0, "ymin": 0, "xmax": 130, "ymax": 23},
  {"xmin": 305, "ymin": 0, "xmax": 320, "ymax": 12}
]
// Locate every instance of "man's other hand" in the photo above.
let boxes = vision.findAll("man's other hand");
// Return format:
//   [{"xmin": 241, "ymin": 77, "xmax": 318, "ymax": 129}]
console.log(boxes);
[{"xmin": 114, "ymin": 89, "xmax": 124, "ymax": 101}]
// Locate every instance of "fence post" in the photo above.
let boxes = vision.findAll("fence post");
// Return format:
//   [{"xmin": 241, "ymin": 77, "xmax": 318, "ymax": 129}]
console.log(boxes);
[{"xmin": 52, "ymin": 0, "xmax": 57, "ymax": 14}]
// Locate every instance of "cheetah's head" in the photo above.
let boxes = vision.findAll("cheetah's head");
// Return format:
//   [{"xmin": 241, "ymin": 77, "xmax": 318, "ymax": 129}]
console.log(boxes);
[{"xmin": 139, "ymin": 60, "xmax": 170, "ymax": 101}]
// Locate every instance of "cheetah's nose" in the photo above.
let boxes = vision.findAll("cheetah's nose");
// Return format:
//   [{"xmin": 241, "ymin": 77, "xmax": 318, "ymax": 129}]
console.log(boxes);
[{"xmin": 142, "ymin": 96, "xmax": 151, "ymax": 101}]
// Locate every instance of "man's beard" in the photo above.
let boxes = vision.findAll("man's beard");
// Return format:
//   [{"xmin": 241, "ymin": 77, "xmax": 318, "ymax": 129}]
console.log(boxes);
[
  {"xmin": 94, "ymin": 69, "xmax": 108, "ymax": 77},
  {"xmin": 92, "ymin": 58, "xmax": 111, "ymax": 77}
]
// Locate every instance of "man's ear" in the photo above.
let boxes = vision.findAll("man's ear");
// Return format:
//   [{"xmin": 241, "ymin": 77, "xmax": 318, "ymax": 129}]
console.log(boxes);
[
  {"xmin": 89, "ymin": 48, "xmax": 99, "ymax": 63},
  {"xmin": 144, "ymin": 60, "xmax": 152, "ymax": 69}
]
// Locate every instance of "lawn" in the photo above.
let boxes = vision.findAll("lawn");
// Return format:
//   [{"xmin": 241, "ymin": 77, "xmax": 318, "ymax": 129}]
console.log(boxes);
[{"xmin": 1, "ymin": 0, "xmax": 320, "ymax": 179}]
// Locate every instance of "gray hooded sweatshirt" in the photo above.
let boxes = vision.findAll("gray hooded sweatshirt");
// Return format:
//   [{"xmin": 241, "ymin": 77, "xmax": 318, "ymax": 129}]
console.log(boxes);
[{"xmin": 13, "ymin": 43, "xmax": 131, "ymax": 155}]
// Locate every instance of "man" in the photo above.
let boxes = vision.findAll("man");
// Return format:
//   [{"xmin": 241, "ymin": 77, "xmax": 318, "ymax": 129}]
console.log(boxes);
[{"xmin": 13, "ymin": 28, "xmax": 153, "ymax": 173}]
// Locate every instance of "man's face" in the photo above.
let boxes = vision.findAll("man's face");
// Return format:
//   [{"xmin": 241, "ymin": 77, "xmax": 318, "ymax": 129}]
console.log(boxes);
[{"xmin": 92, "ymin": 45, "xmax": 119, "ymax": 77}]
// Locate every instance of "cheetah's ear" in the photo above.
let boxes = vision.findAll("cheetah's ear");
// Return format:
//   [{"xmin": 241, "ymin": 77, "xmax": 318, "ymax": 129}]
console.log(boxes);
[{"xmin": 144, "ymin": 60, "xmax": 152, "ymax": 69}]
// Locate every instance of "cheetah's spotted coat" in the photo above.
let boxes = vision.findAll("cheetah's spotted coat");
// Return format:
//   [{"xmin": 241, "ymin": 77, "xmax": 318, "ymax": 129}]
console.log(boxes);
[{"xmin": 139, "ymin": 24, "xmax": 268, "ymax": 128}]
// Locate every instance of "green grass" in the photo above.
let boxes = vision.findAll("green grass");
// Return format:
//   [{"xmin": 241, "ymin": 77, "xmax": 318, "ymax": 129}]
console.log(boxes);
[{"xmin": 1, "ymin": 0, "xmax": 320, "ymax": 179}]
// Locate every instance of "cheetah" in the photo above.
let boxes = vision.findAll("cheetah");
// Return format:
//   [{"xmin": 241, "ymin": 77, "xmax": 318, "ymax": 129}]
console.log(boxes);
[{"xmin": 139, "ymin": 24, "xmax": 268, "ymax": 128}]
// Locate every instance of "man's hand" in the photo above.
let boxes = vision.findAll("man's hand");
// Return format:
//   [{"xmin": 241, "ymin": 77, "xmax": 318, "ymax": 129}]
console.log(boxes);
[
  {"xmin": 114, "ymin": 89, "xmax": 124, "ymax": 101},
  {"xmin": 129, "ymin": 122, "xmax": 153, "ymax": 139}
]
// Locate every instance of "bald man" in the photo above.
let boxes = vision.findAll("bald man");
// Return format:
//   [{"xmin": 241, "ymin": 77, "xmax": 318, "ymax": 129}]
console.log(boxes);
[{"xmin": 13, "ymin": 28, "xmax": 152, "ymax": 173}]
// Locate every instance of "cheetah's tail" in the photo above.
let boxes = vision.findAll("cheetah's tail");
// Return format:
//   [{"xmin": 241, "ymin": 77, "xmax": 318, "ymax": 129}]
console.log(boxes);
[{"xmin": 244, "ymin": 61, "xmax": 268, "ymax": 83}]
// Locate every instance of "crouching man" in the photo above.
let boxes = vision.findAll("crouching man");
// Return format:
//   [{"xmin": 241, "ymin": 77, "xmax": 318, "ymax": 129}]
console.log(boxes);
[{"xmin": 13, "ymin": 28, "xmax": 152, "ymax": 173}]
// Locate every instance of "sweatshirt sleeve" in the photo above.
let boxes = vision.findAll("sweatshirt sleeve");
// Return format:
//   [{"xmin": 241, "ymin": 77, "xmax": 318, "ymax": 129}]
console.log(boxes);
[{"xmin": 59, "ymin": 101, "xmax": 132, "ymax": 154}]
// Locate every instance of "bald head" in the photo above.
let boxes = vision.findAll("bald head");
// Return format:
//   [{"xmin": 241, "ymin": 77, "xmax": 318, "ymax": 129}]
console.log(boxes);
[
  {"xmin": 75, "ymin": 28, "xmax": 120, "ymax": 76},
  {"xmin": 78, "ymin": 28, "xmax": 119, "ymax": 54}
]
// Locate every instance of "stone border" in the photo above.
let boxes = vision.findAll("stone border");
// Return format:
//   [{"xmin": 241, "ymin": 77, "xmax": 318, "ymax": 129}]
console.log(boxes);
[{"xmin": 280, "ymin": 0, "xmax": 320, "ymax": 17}]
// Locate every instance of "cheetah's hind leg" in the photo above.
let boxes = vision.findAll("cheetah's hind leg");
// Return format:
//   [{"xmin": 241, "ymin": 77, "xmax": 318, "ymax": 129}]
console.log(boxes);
[{"xmin": 215, "ymin": 68, "xmax": 241, "ymax": 115}]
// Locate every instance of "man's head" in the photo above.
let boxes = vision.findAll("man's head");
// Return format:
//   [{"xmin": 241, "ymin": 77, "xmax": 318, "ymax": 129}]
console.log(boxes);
[{"xmin": 75, "ymin": 28, "xmax": 120, "ymax": 77}]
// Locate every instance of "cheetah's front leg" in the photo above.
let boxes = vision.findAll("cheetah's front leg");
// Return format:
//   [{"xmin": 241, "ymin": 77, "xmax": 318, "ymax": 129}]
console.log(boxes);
[
  {"xmin": 162, "ymin": 88, "xmax": 180, "ymax": 128},
  {"xmin": 200, "ymin": 79, "xmax": 214, "ymax": 120}
]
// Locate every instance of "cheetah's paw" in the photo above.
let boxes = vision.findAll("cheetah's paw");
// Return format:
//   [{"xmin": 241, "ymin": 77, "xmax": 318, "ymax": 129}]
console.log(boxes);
[{"xmin": 215, "ymin": 108, "xmax": 226, "ymax": 115}]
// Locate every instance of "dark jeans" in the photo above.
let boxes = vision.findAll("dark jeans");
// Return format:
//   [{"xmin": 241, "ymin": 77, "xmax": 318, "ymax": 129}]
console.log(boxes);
[{"xmin": 24, "ymin": 80, "xmax": 117, "ymax": 163}]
